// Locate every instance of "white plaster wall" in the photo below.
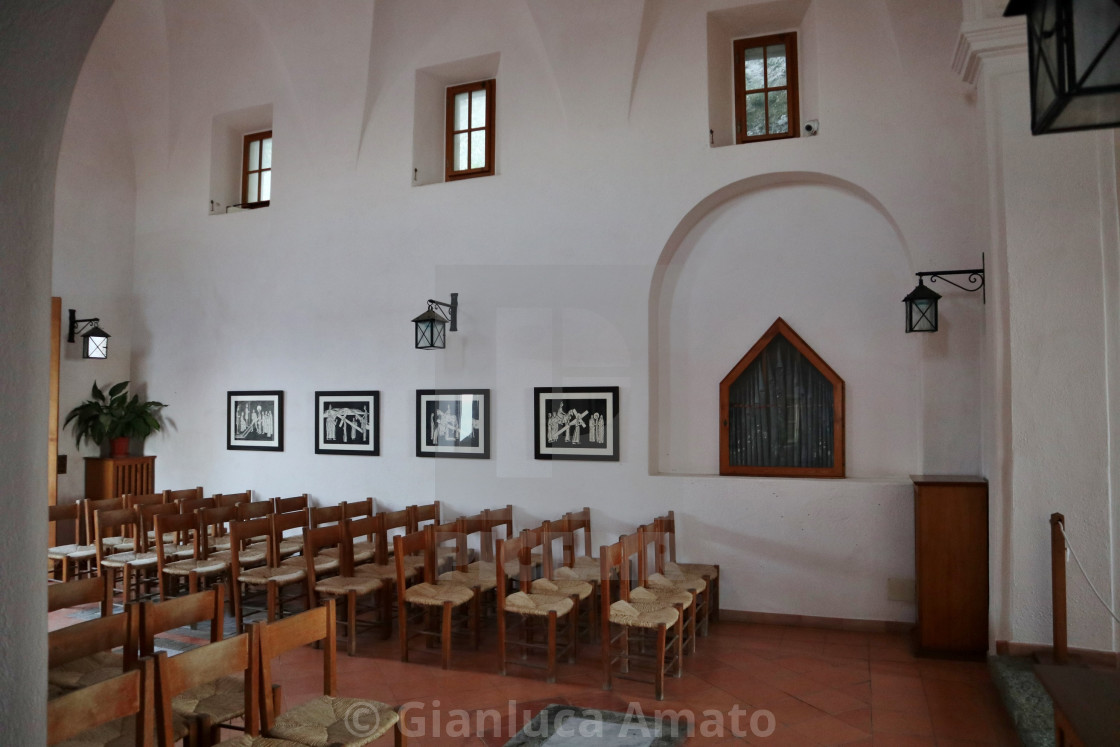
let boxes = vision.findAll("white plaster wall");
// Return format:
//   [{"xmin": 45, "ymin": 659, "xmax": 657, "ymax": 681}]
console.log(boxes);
[
  {"xmin": 53, "ymin": 28, "xmax": 137, "ymax": 503},
  {"xmin": 55, "ymin": 0, "xmax": 993, "ymax": 627}
]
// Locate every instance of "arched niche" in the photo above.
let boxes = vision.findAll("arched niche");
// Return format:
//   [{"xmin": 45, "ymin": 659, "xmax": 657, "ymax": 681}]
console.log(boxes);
[{"xmin": 649, "ymin": 172, "xmax": 919, "ymax": 477}]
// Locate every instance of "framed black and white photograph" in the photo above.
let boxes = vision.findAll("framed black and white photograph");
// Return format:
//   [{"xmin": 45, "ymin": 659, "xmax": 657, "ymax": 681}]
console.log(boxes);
[
  {"xmin": 315, "ymin": 391, "xmax": 379, "ymax": 456},
  {"xmin": 534, "ymin": 386, "xmax": 619, "ymax": 461},
  {"xmin": 416, "ymin": 389, "xmax": 490, "ymax": 458},
  {"xmin": 227, "ymin": 390, "xmax": 283, "ymax": 451}
]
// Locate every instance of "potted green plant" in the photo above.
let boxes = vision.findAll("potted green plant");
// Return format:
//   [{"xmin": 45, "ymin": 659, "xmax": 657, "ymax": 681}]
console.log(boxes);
[{"xmin": 63, "ymin": 381, "xmax": 167, "ymax": 457}]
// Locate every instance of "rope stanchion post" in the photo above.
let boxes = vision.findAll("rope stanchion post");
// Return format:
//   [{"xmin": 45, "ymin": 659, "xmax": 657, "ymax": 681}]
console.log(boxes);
[{"xmin": 1050, "ymin": 512, "xmax": 1068, "ymax": 665}]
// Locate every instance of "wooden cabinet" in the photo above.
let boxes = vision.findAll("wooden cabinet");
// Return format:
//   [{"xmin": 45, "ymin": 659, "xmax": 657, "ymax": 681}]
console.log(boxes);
[
  {"xmin": 85, "ymin": 456, "xmax": 156, "ymax": 499},
  {"xmin": 912, "ymin": 475, "xmax": 988, "ymax": 657}
]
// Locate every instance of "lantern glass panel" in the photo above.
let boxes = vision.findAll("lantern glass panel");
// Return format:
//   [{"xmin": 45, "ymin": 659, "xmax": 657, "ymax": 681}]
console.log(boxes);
[{"xmin": 85, "ymin": 334, "xmax": 108, "ymax": 359}]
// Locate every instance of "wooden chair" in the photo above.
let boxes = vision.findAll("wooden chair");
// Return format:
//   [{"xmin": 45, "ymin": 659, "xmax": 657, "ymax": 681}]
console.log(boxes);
[
  {"xmin": 353, "ymin": 513, "xmax": 415, "ymax": 636},
  {"xmin": 48, "ymin": 574, "xmax": 114, "ymax": 618},
  {"xmin": 394, "ymin": 526, "xmax": 478, "ymax": 669},
  {"xmin": 197, "ymin": 505, "xmax": 239, "ymax": 556},
  {"xmin": 236, "ymin": 500, "xmax": 273, "ymax": 521},
  {"xmin": 271, "ymin": 493, "xmax": 309, "ymax": 515},
  {"xmin": 600, "ymin": 534, "xmax": 683, "ymax": 701},
  {"xmin": 95, "ymin": 507, "xmax": 159, "ymax": 604},
  {"xmin": 496, "ymin": 530, "xmax": 579, "ymax": 683},
  {"xmin": 48, "ymin": 604, "xmax": 138, "ymax": 698},
  {"xmin": 660, "ymin": 509, "xmax": 720, "ymax": 623},
  {"xmin": 138, "ymin": 502, "xmax": 190, "ymax": 560},
  {"xmin": 636, "ymin": 520, "xmax": 700, "ymax": 656},
  {"xmin": 153, "ymin": 628, "xmax": 259, "ymax": 747},
  {"xmin": 48, "ymin": 502, "xmax": 97, "ymax": 581},
  {"xmin": 310, "ymin": 502, "xmax": 345, "ymax": 528},
  {"xmin": 85, "ymin": 497, "xmax": 132, "ymax": 556},
  {"xmin": 153, "ymin": 511, "xmax": 228, "ymax": 601},
  {"xmin": 229, "ymin": 517, "xmax": 307, "ymax": 633},
  {"xmin": 257, "ymin": 600, "xmax": 404, "ymax": 745},
  {"xmin": 532, "ymin": 520, "xmax": 596, "ymax": 642},
  {"xmin": 558, "ymin": 507, "xmax": 600, "ymax": 583},
  {"xmin": 139, "ymin": 587, "xmax": 225, "ymax": 656},
  {"xmin": 48, "ymin": 656, "xmax": 154, "ymax": 747},
  {"xmin": 440, "ymin": 515, "xmax": 497, "ymax": 598},
  {"xmin": 344, "ymin": 496, "xmax": 376, "ymax": 520},
  {"xmin": 305, "ymin": 522, "xmax": 383, "ymax": 656},
  {"xmin": 411, "ymin": 500, "xmax": 441, "ymax": 531}
]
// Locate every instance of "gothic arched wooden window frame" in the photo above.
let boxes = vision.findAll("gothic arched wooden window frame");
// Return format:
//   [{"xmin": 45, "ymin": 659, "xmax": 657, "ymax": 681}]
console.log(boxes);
[{"xmin": 719, "ymin": 317, "xmax": 845, "ymax": 478}]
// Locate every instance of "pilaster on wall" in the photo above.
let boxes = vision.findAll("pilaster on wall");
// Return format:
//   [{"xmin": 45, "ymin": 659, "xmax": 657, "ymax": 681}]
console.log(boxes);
[{"xmin": 957, "ymin": 16, "xmax": 1120, "ymax": 653}]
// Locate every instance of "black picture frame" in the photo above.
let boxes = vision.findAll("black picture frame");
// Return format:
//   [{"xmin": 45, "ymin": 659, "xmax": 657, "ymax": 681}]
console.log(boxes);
[
  {"xmin": 227, "ymin": 390, "xmax": 283, "ymax": 451},
  {"xmin": 315, "ymin": 391, "xmax": 379, "ymax": 456},
  {"xmin": 415, "ymin": 389, "xmax": 490, "ymax": 459},
  {"xmin": 534, "ymin": 386, "xmax": 619, "ymax": 461}
]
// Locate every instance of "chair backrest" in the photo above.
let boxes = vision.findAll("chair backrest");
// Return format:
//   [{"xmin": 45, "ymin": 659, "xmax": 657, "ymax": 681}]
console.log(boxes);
[
  {"xmin": 165, "ymin": 486, "xmax": 203, "ymax": 504},
  {"xmin": 48, "ymin": 574, "xmax": 113, "ymax": 617},
  {"xmin": 84, "ymin": 497, "xmax": 124, "ymax": 547},
  {"xmin": 562, "ymin": 506, "xmax": 594, "ymax": 562},
  {"xmin": 522, "ymin": 521, "xmax": 555, "ymax": 577},
  {"xmin": 230, "ymin": 517, "xmax": 273, "ymax": 574},
  {"xmin": 154, "ymin": 632, "xmax": 257, "ymax": 744},
  {"xmin": 635, "ymin": 520, "xmax": 665, "ymax": 582},
  {"xmin": 305, "ymin": 525, "xmax": 343, "ymax": 597},
  {"xmin": 599, "ymin": 536, "xmax": 630, "ymax": 603},
  {"xmin": 177, "ymin": 495, "xmax": 216, "ymax": 516},
  {"xmin": 153, "ymin": 511, "xmax": 199, "ymax": 564},
  {"xmin": 139, "ymin": 588, "xmax": 225, "ymax": 656},
  {"xmin": 137, "ymin": 502, "xmax": 178, "ymax": 552},
  {"xmin": 47, "ymin": 656, "xmax": 153, "ymax": 747},
  {"xmin": 660, "ymin": 510, "xmax": 680, "ymax": 563},
  {"xmin": 381, "ymin": 507, "xmax": 412, "ymax": 539},
  {"xmin": 236, "ymin": 500, "xmax": 273, "ymax": 521},
  {"xmin": 343, "ymin": 514, "xmax": 377, "ymax": 567},
  {"xmin": 48, "ymin": 603, "xmax": 137, "ymax": 671},
  {"xmin": 95, "ymin": 507, "xmax": 138, "ymax": 562},
  {"xmin": 456, "ymin": 512, "xmax": 489, "ymax": 566},
  {"xmin": 496, "ymin": 532, "xmax": 529, "ymax": 590},
  {"xmin": 343, "ymin": 497, "xmax": 375, "ymax": 520},
  {"xmin": 270, "ymin": 507, "xmax": 309, "ymax": 560},
  {"xmin": 49, "ymin": 501, "xmax": 84, "ymax": 546},
  {"xmin": 310, "ymin": 502, "xmax": 345, "ymax": 528},
  {"xmin": 394, "ymin": 528, "xmax": 434, "ymax": 590},
  {"xmin": 197, "ymin": 505, "xmax": 236, "ymax": 558},
  {"xmin": 272, "ymin": 493, "xmax": 308, "ymax": 514},
  {"xmin": 431, "ymin": 518, "xmax": 464, "ymax": 570},
  {"xmin": 214, "ymin": 490, "xmax": 251, "ymax": 508},
  {"xmin": 123, "ymin": 492, "xmax": 165, "ymax": 510},
  {"xmin": 257, "ymin": 600, "xmax": 339, "ymax": 730},
  {"xmin": 412, "ymin": 500, "xmax": 441, "ymax": 530},
  {"xmin": 484, "ymin": 504, "xmax": 515, "ymax": 548}
]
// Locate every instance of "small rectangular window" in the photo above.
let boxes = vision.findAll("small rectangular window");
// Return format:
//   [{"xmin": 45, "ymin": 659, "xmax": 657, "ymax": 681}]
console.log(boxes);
[
  {"xmin": 733, "ymin": 33, "xmax": 799, "ymax": 144},
  {"xmin": 445, "ymin": 80, "xmax": 495, "ymax": 181},
  {"xmin": 242, "ymin": 130, "xmax": 272, "ymax": 207}
]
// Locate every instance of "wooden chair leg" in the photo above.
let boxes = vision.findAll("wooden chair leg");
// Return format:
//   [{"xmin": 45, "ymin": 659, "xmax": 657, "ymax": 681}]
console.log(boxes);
[
  {"xmin": 498, "ymin": 609, "xmax": 507, "ymax": 676},
  {"xmin": 398, "ymin": 601, "xmax": 409, "ymax": 662},
  {"xmin": 441, "ymin": 600, "xmax": 453, "ymax": 670},
  {"xmin": 347, "ymin": 591, "xmax": 357, "ymax": 657},
  {"xmin": 655, "ymin": 623, "xmax": 667, "ymax": 701},
  {"xmin": 546, "ymin": 611, "xmax": 558, "ymax": 684},
  {"xmin": 233, "ymin": 581, "xmax": 244, "ymax": 633},
  {"xmin": 266, "ymin": 582, "xmax": 277, "ymax": 622}
]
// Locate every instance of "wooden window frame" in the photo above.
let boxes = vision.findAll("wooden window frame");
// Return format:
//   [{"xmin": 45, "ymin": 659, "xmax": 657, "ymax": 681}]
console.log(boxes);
[
  {"xmin": 445, "ymin": 79, "xmax": 495, "ymax": 181},
  {"xmin": 719, "ymin": 317, "xmax": 845, "ymax": 478},
  {"xmin": 241, "ymin": 130, "xmax": 272, "ymax": 207},
  {"xmin": 733, "ymin": 32, "xmax": 800, "ymax": 144}
]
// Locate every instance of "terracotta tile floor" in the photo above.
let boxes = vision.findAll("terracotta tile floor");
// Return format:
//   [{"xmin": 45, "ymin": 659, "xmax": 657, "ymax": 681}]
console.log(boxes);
[{"xmin": 250, "ymin": 619, "xmax": 1021, "ymax": 746}]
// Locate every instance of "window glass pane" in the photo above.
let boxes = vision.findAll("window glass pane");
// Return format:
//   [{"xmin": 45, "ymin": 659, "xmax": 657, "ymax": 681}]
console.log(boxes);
[
  {"xmin": 246, "ymin": 173, "xmax": 259, "ymax": 202},
  {"xmin": 766, "ymin": 44, "xmax": 787, "ymax": 87},
  {"xmin": 471, "ymin": 88, "xmax": 487, "ymax": 129},
  {"xmin": 743, "ymin": 46, "xmax": 765, "ymax": 90},
  {"xmin": 768, "ymin": 90, "xmax": 788, "ymax": 134},
  {"xmin": 260, "ymin": 170, "xmax": 271, "ymax": 201},
  {"xmin": 453, "ymin": 133, "xmax": 468, "ymax": 171},
  {"xmin": 261, "ymin": 138, "xmax": 272, "ymax": 169},
  {"xmin": 454, "ymin": 92, "xmax": 469, "ymax": 131},
  {"xmin": 470, "ymin": 131, "xmax": 486, "ymax": 169},
  {"xmin": 249, "ymin": 139, "xmax": 260, "ymax": 170},
  {"xmin": 746, "ymin": 92, "xmax": 766, "ymax": 137}
]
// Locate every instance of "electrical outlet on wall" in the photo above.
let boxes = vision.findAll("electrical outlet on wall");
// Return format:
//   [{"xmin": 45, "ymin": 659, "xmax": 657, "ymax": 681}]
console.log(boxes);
[{"xmin": 887, "ymin": 577, "xmax": 916, "ymax": 603}]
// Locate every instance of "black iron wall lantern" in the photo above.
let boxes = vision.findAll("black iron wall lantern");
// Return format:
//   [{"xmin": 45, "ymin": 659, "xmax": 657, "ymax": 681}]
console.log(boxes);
[
  {"xmin": 1005, "ymin": 0, "xmax": 1120, "ymax": 135},
  {"xmin": 412, "ymin": 293, "xmax": 458, "ymax": 350},
  {"xmin": 902, "ymin": 256, "xmax": 985, "ymax": 333},
  {"xmin": 68, "ymin": 308, "xmax": 111, "ymax": 359}
]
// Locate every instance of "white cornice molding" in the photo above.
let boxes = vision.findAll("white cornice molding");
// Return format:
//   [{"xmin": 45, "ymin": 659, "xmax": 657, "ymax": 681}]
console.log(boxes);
[{"xmin": 953, "ymin": 17, "xmax": 1028, "ymax": 85}]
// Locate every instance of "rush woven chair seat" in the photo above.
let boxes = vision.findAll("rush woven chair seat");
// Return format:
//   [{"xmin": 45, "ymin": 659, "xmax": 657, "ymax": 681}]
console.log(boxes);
[
  {"xmin": 256, "ymin": 600, "xmax": 405, "ymax": 746},
  {"xmin": 48, "ymin": 657, "xmax": 155, "ymax": 747},
  {"xmin": 49, "ymin": 502, "xmax": 98, "ymax": 582},
  {"xmin": 154, "ymin": 510, "xmax": 228, "ymax": 601},
  {"xmin": 230, "ymin": 516, "xmax": 308, "ymax": 632},
  {"xmin": 637, "ymin": 521, "xmax": 701, "ymax": 655},
  {"xmin": 95, "ymin": 507, "xmax": 160, "ymax": 604}
]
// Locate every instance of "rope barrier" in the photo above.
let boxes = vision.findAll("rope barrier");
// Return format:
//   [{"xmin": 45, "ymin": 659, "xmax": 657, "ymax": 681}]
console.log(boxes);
[{"xmin": 1057, "ymin": 521, "xmax": 1120, "ymax": 625}]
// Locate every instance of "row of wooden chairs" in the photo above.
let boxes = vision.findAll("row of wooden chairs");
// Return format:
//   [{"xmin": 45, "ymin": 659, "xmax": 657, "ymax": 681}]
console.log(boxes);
[{"xmin": 48, "ymin": 593, "xmax": 404, "ymax": 746}]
